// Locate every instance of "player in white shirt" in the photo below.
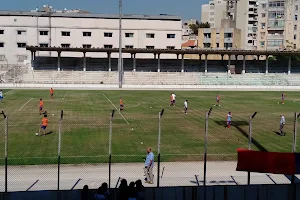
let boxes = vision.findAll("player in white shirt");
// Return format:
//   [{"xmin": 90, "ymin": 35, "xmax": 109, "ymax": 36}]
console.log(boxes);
[
  {"xmin": 184, "ymin": 100, "xmax": 188, "ymax": 114},
  {"xmin": 280, "ymin": 115, "xmax": 285, "ymax": 136},
  {"xmin": 172, "ymin": 93, "xmax": 176, "ymax": 105},
  {"xmin": 0, "ymin": 90, "xmax": 3, "ymax": 103}
]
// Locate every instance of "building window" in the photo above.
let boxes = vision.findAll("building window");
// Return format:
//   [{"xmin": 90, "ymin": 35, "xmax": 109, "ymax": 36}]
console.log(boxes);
[
  {"xmin": 294, "ymin": 44, "xmax": 297, "ymax": 49},
  {"xmin": 104, "ymin": 32, "xmax": 113, "ymax": 37},
  {"xmin": 296, "ymin": 5, "xmax": 299, "ymax": 11},
  {"xmin": 146, "ymin": 46, "xmax": 155, "ymax": 49},
  {"xmin": 166, "ymin": 46, "xmax": 175, "ymax": 49},
  {"xmin": 125, "ymin": 33, "xmax": 134, "ymax": 38},
  {"xmin": 0, "ymin": 43, "xmax": 4, "ymax": 48},
  {"xmin": 295, "ymin": 25, "xmax": 298, "ymax": 31},
  {"xmin": 17, "ymin": 55, "xmax": 27, "ymax": 62},
  {"xmin": 83, "ymin": 44, "xmax": 92, "ymax": 48},
  {"xmin": 216, "ymin": 43, "xmax": 219, "ymax": 48},
  {"xmin": 0, "ymin": 30, "xmax": 3, "ymax": 34},
  {"xmin": 17, "ymin": 30, "xmax": 26, "ymax": 35},
  {"xmin": 125, "ymin": 45, "xmax": 134, "ymax": 49},
  {"xmin": 39, "ymin": 43, "xmax": 48, "ymax": 47},
  {"xmin": 294, "ymin": 34, "xmax": 297, "ymax": 40},
  {"xmin": 260, "ymin": 41, "xmax": 265, "ymax": 47},
  {"xmin": 262, "ymin": 4, "xmax": 266, "ymax": 8},
  {"xmin": 39, "ymin": 31, "xmax": 48, "ymax": 36},
  {"xmin": 224, "ymin": 33, "xmax": 232, "ymax": 38},
  {"xmin": 61, "ymin": 44, "xmax": 70, "ymax": 47},
  {"xmin": 61, "ymin": 31, "xmax": 70, "ymax": 36},
  {"xmin": 17, "ymin": 43, "xmax": 26, "ymax": 48},
  {"xmin": 146, "ymin": 33, "xmax": 155, "ymax": 38},
  {"xmin": 0, "ymin": 55, "xmax": 5, "ymax": 61},
  {"xmin": 104, "ymin": 45, "xmax": 113, "ymax": 48},
  {"xmin": 295, "ymin": 15, "xmax": 298, "ymax": 20},
  {"xmin": 167, "ymin": 34, "xmax": 176, "ymax": 38},
  {"xmin": 203, "ymin": 43, "xmax": 211, "ymax": 48},
  {"xmin": 224, "ymin": 43, "xmax": 233, "ymax": 48},
  {"xmin": 262, "ymin": 13, "xmax": 266, "ymax": 18},
  {"xmin": 83, "ymin": 32, "xmax": 91, "ymax": 37},
  {"xmin": 261, "ymin": 23, "xmax": 266, "ymax": 28}
]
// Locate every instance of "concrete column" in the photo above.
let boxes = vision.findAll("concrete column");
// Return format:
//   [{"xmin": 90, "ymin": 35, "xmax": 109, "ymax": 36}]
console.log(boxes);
[
  {"xmin": 228, "ymin": 55, "xmax": 231, "ymax": 74},
  {"xmin": 154, "ymin": 53, "xmax": 156, "ymax": 59},
  {"xmin": 108, "ymin": 53, "xmax": 111, "ymax": 72},
  {"xmin": 181, "ymin": 54, "xmax": 184, "ymax": 72},
  {"xmin": 157, "ymin": 53, "xmax": 161, "ymax": 72},
  {"xmin": 288, "ymin": 56, "xmax": 291, "ymax": 75},
  {"xmin": 242, "ymin": 55, "xmax": 246, "ymax": 74},
  {"xmin": 83, "ymin": 52, "xmax": 86, "ymax": 72},
  {"xmin": 199, "ymin": 54, "xmax": 202, "ymax": 60},
  {"xmin": 265, "ymin": 55, "xmax": 269, "ymax": 74},
  {"xmin": 221, "ymin": 54, "xmax": 224, "ymax": 60},
  {"xmin": 177, "ymin": 54, "xmax": 179, "ymax": 59},
  {"xmin": 33, "ymin": 51, "xmax": 36, "ymax": 60},
  {"xmin": 205, "ymin": 54, "xmax": 208, "ymax": 73},
  {"xmin": 57, "ymin": 51, "xmax": 61, "ymax": 71},
  {"xmin": 133, "ymin": 54, "xmax": 136, "ymax": 72}
]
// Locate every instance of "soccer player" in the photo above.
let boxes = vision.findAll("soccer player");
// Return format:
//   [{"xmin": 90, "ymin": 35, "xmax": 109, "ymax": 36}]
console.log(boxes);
[
  {"xmin": 281, "ymin": 92, "xmax": 285, "ymax": 104},
  {"xmin": 169, "ymin": 93, "xmax": 173, "ymax": 106},
  {"xmin": 39, "ymin": 114, "xmax": 48, "ymax": 136},
  {"xmin": 214, "ymin": 93, "xmax": 220, "ymax": 106},
  {"xmin": 119, "ymin": 97, "xmax": 124, "ymax": 111},
  {"xmin": 50, "ymin": 88, "xmax": 54, "ymax": 99},
  {"xmin": 184, "ymin": 100, "xmax": 188, "ymax": 114},
  {"xmin": 172, "ymin": 93, "xmax": 176, "ymax": 105},
  {"xmin": 0, "ymin": 90, "xmax": 3, "ymax": 103},
  {"xmin": 226, "ymin": 112, "xmax": 232, "ymax": 129},
  {"xmin": 280, "ymin": 114, "xmax": 285, "ymax": 136},
  {"xmin": 39, "ymin": 98, "xmax": 44, "ymax": 115}
]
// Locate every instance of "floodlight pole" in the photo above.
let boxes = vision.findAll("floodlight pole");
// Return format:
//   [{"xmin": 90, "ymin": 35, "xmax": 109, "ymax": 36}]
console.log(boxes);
[
  {"xmin": 118, "ymin": 0, "xmax": 123, "ymax": 88},
  {"xmin": 57, "ymin": 110, "xmax": 63, "ymax": 191},
  {"xmin": 1, "ymin": 111, "xmax": 7, "ymax": 193},
  {"xmin": 203, "ymin": 107, "xmax": 212, "ymax": 200},
  {"xmin": 248, "ymin": 111, "xmax": 257, "ymax": 185},
  {"xmin": 108, "ymin": 110, "xmax": 115, "ymax": 188},
  {"xmin": 157, "ymin": 109, "xmax": 164, "ymax": 187}
]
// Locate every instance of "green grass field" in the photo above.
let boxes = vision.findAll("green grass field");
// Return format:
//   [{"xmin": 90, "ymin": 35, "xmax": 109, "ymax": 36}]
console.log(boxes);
[{"xmin": 0, "ymin": 89, "xmax": 300, "ymax": 165}]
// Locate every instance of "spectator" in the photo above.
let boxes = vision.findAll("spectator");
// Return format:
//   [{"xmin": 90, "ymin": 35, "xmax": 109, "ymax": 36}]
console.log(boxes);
[
  {"xmin": 118, "ymin": 178, "xmax": 129, "ymax": 200},
  {"xmin": 128, "ymin": 181, "xmax": 137, "ymax": 200},
  {"xmin": 81, "ymin": 185, "xmax": 89, "ymax": 200},
  {"xmin": 94, "ymin": 186, "xmax": 106, "ymax": 200},
  {"xmin": 135, "ymin": 180, "xmax": 144, "ymax": 200},
  {"xmin": 101, "ymin": 182, "xmax": 110, "ymax": 200}
]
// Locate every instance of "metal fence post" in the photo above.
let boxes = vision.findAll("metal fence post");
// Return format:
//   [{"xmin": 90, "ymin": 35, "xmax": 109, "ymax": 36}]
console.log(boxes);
[
  {"xmin": 57, "ymin": 110, "xmax": 63, "ymax": 191},
  {"xmin": 1, "ymin": 111, "xmax": 8, "ymax": 193},
  {"xmin": 108, "ymin": 110, "xmax": 115, "ymax": 188},
  {"xmin": 248, "ymin": 112, "xmax": 257, "ymax": 185},
  {"xmin": 157, "ymin": 109, "xmax": 164, "ymax": 187},
  {"xmin": 203, "ymin": 107, "xmax": 212, "ymax": 200},
  {"xmin": 291, "ymin": 112, "xmax": 299, "ymax": 184}
]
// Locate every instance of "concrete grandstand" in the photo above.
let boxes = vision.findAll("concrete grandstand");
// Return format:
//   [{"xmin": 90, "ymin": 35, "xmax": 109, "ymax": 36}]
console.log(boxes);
[{"xmin": 1, "ymin": 47, "xmax": 300, "ymax": 87}]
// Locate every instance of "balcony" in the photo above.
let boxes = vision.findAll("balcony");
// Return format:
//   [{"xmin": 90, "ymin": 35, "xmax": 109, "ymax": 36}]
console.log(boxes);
[
  {"xmin": 267, "ymin": 26, "xmax": 284, "ymax": 30},
  {"xmin": 267, "ymin": 34, "xmax": 284, "ymax": 39},
  {"xmin": 203, "ymin": 37, "xmax": 211, "ymax": 43}
]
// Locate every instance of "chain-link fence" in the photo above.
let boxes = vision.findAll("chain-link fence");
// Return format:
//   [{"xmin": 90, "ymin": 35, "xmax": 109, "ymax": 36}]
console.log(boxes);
[{"xmin": 0, "ymin": 107, "xmax": 299, "ymax": 192}]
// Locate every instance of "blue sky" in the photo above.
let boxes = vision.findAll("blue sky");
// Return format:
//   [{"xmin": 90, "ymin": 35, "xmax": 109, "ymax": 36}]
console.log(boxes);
[{"xmin": 2, "ymin": 0, "xmax": 208, "ymax": 21}]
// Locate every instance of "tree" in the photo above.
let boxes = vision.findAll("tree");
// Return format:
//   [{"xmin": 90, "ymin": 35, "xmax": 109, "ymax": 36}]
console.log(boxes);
[{"xmin": 189, "ymin": 21, "xmax": 210, "ymax": 35}]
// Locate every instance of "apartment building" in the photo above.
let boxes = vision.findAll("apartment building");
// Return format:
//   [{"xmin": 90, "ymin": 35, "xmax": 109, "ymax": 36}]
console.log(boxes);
[
  {"xmin": 257, "ymin": 0, "xmax": 298, "ymax": 51},
  {"xmin": 0, "ymin": 7, "xmax": 182, "ymax": 64},
  {"xmin": 201, "ymin": 0, "xmax": 227, "ymax": 28},
  {"xmin": 235, "ymin": 0, "xmax": 259, "ymax": 50}
]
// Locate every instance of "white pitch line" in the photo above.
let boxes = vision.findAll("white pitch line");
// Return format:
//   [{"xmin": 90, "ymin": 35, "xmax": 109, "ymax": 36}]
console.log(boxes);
[
  {"xmin": 103, "ymin": 94, "xmax": 130, "ymax": 124},
  {"xmin": 19, "ymin": 98, "xmax": 33, "ymax": 111}
]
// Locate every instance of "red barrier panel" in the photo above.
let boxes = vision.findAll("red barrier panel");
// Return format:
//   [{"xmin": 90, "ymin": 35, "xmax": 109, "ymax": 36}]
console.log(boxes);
[{"xmin": 236, "ymin": 148, "xmax": 295, "ymax": 175}]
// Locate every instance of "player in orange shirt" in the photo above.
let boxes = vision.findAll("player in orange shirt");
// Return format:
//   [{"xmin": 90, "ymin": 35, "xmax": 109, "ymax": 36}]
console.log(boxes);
[
  {"xmin": 39, "ymin": 98, "xmax": 44, "ymax": 115},
  {"xmin": 39, "ymin": 114, "xmax": 49, "ymax": 136},
  {"xmin": 120, "ymin": 97, "xmax": 124, "ymax": 111},
  {"xmin": 50, "ymin": 88, "xmax": 54, "ymax": 99},
  {"xmin": 169, "ymin": 93, "xmax": 173, "ymax": 106}
]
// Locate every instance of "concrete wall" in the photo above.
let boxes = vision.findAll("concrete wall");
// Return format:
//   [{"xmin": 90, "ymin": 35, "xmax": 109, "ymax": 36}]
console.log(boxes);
[{"xmin": 0, "ymin": 184, "xmax": 299, "ymax": 200}]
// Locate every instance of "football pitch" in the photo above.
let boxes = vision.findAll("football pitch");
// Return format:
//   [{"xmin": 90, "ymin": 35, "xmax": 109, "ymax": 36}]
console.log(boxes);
[{"xmin": 0, "ymin": 89, "xmax": 300, "ymax": 166}]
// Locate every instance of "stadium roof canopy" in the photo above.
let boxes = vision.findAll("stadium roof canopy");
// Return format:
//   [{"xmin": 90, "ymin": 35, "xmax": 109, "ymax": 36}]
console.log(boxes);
[{"xmin": 26, "ymin": 46, "xmax": 300, "ymax": 56}]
